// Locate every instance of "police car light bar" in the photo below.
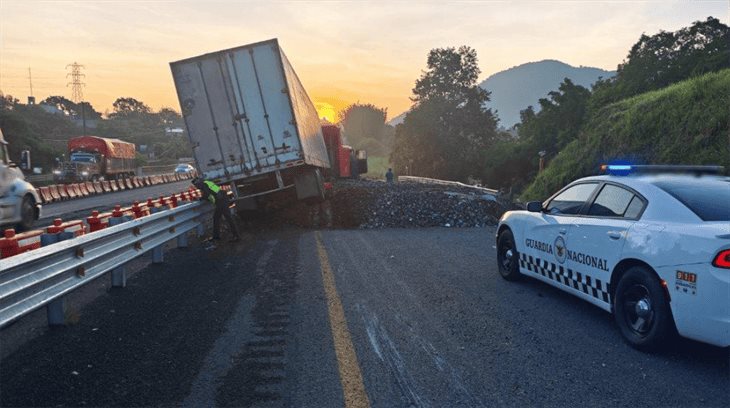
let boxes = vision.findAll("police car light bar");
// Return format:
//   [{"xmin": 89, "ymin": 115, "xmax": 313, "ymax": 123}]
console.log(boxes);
[{"xmin": 600, "ymin": 164, "xmax": 726, "ymax": 175}]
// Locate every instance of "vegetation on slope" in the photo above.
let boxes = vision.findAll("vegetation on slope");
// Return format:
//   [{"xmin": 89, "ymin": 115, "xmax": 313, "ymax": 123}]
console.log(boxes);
[{"xmin": 520, "ymin": 69, "xmax": 730, "ymax": 200}]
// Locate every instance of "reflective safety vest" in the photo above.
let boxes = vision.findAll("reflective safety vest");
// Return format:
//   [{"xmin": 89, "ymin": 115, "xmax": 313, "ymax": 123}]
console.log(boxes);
[{"xmin": 204, "ymin": 180, "xmax": 221, "ymax": 204}]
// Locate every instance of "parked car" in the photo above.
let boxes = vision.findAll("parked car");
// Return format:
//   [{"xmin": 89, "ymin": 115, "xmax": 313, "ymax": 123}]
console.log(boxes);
[{"xmin": 496, "ymin": 165, "xmax": 730, "ymax": 349}]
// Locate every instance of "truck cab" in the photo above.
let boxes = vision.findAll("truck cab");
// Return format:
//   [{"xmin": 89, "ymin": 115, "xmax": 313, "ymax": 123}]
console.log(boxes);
[
  {"xmin": 57, "ymin": 151, "xmax": 102, "ymax": 182},
  {"xmin": 54, "ymin": 136, "xmax": 136, "ymax": 182},
  {"xmin": 0, "ymin": 129, "xmax": 42, "ymax": 230}
]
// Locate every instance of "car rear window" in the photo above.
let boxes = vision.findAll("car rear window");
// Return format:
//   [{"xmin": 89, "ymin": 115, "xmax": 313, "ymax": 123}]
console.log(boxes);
[{"xmin": 653, "ymin": 179, "xmax": 730, "ymax": 221}]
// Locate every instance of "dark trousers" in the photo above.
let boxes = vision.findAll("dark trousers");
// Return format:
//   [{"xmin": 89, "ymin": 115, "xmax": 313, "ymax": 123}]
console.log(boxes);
[{"xmin": 213, "ymin": 191, "xmax": 239, "ymax": 239}]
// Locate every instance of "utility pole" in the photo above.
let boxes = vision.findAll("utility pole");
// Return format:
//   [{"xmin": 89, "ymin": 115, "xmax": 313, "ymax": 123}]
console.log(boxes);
[
  {"xmin": 538, "ymin": 150, "xmax": 546, "ymax": 172},
  {"xmin": 27, "ymin": 67, "xmax": 35, "ymax": 105},
  {"xmin": 28, "ymin": 67, "xmax": 34, "ymax": 96},
  {"xmin": 66, "ymin": 62, "xmax": 87, "ymax": 135}
]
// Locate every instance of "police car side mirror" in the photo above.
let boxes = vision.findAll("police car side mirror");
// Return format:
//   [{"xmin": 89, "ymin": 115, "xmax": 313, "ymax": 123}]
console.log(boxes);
[{"xmin": 526, "ymin": 201, "xmax": 543, "ymax": 213}]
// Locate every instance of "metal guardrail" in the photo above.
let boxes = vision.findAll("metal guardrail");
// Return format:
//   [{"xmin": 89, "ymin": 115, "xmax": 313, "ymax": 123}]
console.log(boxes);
[
  {"xmin": 25, "ymin": 174, "xmax": 54, "ymax": 183},
  {"xmin": 398, "ymin": 176, "xmax": 500, "ymax": 196},
  {"xmin": 0, "ymin": 201, "xmax": 212, "ymax": 328},
  {"xmin": 140, "ymin": 164, "xmax": 180, "ymax": 176}
]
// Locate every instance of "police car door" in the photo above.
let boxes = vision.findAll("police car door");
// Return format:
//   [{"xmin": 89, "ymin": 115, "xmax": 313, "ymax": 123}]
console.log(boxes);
[
  {"xmin": 565, "ymin": 182, "xmax": 645, "ymax": 310},
  {"xmin": 520, "ymin": 182, "xmax": 599, "ymax": 288}
]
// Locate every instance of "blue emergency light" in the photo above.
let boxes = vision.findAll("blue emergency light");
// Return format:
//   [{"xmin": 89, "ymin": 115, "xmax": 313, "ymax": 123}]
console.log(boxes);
[
  {"xmin": 600, "ymin": 164, "xmax": 725, "ymax": 176},
  {"xmin": 600, "ymin": 163, "xmax": 633, "ymax": 176}
]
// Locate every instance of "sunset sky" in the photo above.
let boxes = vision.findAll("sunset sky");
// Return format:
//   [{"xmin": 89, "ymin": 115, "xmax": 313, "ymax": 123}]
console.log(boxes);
[{"xmin": 1, "ymin": 1, "xmax": 726, "ymax": 122}]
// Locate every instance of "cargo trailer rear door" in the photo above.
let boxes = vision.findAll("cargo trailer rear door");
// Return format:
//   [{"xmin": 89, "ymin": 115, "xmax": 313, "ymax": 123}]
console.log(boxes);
[{"xmin": 171, "ymin": 39, "xmax": 303, "ymax": 181}]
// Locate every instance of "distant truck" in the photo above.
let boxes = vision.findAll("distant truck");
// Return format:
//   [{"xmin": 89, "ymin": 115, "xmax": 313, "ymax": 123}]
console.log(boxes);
[
  {"xmin": 170, "ymin": 38, "xmax": 364, "ymax": 207},
  {"xmin": 321, "ymin": 124, "xmax": 368, "ymax": 179},
  {"xmin": 0, "ymin": 129, "xmax": 42, "ymax": 230},
  {"xmin": 54, "ymin": 136, "xmax": 136, "ymax": 182}
]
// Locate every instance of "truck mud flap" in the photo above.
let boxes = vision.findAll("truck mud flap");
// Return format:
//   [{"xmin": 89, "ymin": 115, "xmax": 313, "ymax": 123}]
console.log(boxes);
[{"xmin": 294, "ymin": 168, "xmax": 324, "ymax": 201}]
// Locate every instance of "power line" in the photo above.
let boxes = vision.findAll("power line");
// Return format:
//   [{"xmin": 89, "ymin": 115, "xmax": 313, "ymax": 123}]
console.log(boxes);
[{"xmin": 66, "ymin": 62, "xmax": 85, "ymax": 103}]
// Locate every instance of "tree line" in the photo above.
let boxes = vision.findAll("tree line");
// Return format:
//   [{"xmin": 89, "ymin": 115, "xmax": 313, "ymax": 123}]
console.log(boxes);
[
  {"xmin": 389, "ymin": 16, "xmax": 729, "ymax": 192},
  {"xmin": 0, "ymin": 95, "xmax": 190, "ymax": 170}
]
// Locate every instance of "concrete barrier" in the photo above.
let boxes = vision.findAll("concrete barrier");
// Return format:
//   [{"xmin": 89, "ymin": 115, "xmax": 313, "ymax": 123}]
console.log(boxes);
[
  {"xmin": 0, "ymin": 229, "xmax": 43, "ymax": 259},
  {"xmin": 64, "ymin": 185, "xmax": 77, "ymax": 199},
  {"xmin": 38, "ymin": 187, "xmax": 53, "ymax": 204},
  {"xmin": 84, "ymin": 182, "xmax": 95, "ymax": 195}
]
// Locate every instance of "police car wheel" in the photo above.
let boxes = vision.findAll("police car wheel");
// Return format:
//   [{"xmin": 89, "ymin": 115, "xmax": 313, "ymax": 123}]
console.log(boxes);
[
  {"xmin": 497, "ymin": 230, "xmax": 521, "ymax": 281},
  {"xmin": 614, "ymin": 267, "xmax": 674, "ymax": 350},
  {"xmin": 17, "ymin": 195, "xmax": 35, "ymax": 232}
]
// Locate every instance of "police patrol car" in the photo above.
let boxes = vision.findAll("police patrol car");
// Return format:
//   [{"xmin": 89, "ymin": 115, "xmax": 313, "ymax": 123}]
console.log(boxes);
[{"xmin": 496, "ymin": 165, "xmax": 730, "ymax": 349}]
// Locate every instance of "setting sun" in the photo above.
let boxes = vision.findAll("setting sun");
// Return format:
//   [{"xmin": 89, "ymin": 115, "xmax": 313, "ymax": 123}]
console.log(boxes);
[{"xmin": 315, "ymin": 102, "xmax": 337, "ymax": 123}]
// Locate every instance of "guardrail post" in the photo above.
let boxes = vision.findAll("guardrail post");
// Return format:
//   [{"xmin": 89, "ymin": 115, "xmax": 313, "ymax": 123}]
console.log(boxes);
[
  {"xmin": 152, "ymin": 245, "xmax": 164, "ymax": 263},
  {"xmin": 177, "ymin": 232, "xmax": 188, "ymax": 248},
  {"xmin": 111, "ymin": 266, "xmax": 127, "ymax": 287},
  {"xmin": 196, "ymin": 223, "xmax": 205, "ymax": 237},
  {"xmin": 47, "ymin": 297, "xmax": 66, "ymax": 326}
]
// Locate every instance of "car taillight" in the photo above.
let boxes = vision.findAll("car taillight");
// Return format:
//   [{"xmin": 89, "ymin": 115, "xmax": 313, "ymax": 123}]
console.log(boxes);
[{"xmin": 713, "ymin": 249, "xmax": 730, "ymax": 269}]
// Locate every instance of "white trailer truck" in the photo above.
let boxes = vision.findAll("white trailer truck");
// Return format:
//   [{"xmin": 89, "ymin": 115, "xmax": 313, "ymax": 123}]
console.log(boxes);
[{"xmin": 170, "ymin": 39, "xmax": 330, "ymax": 207}]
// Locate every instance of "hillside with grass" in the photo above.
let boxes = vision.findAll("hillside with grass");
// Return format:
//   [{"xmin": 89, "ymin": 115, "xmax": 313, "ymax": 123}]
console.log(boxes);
[{"xmin": 520, "ymin": 69, "xmax": 730, "ymax": 201}]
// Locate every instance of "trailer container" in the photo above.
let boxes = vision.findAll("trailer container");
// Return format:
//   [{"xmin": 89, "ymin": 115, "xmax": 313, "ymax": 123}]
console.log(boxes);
[{"xmin": 170, "ymin": 39, "xmax": 329, "ymax": 203}]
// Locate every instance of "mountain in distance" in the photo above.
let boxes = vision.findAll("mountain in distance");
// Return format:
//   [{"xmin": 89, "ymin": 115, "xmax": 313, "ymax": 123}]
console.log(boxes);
[
  {"xmin": 387, "ymin": 60, "xmax": 615, "ymax": 128},
  {"xmin": 482, "ymin": 60, "xmax": 615, "ymax": 128},
  {"xmin": 388, "ymin": 111, "xmax": 407, "ymax": 127}
]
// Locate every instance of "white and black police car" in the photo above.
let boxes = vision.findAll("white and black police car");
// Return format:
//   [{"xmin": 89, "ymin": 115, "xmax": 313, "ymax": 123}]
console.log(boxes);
[{"xmin": 496, "ymin": 165, "xmax": 730, "ymax": 349}]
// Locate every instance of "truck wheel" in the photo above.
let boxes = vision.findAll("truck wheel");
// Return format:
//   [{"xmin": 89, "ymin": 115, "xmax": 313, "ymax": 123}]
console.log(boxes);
[
  {"xmin": 496, "ymin": 229, "xmax": 521, "ymax": 281},
  {"xmin": 17, "ymin": 195, "xmax": 36, "ymax": 231},
  {"xmin": 614, "ymin": 267, "xmax": 675, "ymax": 350}
]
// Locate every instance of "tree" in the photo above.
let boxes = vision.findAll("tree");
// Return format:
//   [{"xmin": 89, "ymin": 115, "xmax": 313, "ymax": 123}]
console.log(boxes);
[
  {"xmin": 412, "ymin": 46, "xmax": 485, "ymax": 105},
  {"xmin": 391, "ymin": 46, "xmax": 499, "ymax": 181},
  {"xmin": 591, "ymin": 17, "xmax": 730, "ymax": 109},
  {"xmin": 77, "ymin": 102, "xmax": 102, "ymax": 120},
  {"xmin": 110, "ymin": 97, "xmax": 151, "ymax": 118},
  {"xmin": 40, "ymin": 96, "xmax": 76, "ymax": 115},
  {"xmin": 157, "ymin": 107, "xmax": 183, "ymax": 127},
  {"xmin": 480, "ymin": 78, "xmax": 591, "ymax": 190},
  {"xmin": 1, "ymin": 93, "xmax": 79, "ymax": 169},
  {"xmin": 98, "ymin": 104, "xmax": 191, "ymax": 161},
  {"xmin": 39, "ymin": 96, "xmax": 101, "ymax": 119},
  {"xmin": 338, "ymin": 103, "xmax": 390, "ymax": 156},
  {"xmin": 519, "ymin": 78, "xmax": 591, "ymax": 153}
]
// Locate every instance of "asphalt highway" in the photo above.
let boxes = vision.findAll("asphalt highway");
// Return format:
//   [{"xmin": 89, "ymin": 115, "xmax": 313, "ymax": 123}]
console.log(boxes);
[{"xmin": 1, "ymin": 228, "xmax": 727, "ymax": 407}]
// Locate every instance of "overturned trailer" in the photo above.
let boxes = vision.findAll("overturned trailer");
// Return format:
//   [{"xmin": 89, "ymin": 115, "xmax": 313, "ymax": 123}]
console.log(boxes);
[{"xmin": 170, "ymin": 39, "xmax": 330, "ymax": 205}]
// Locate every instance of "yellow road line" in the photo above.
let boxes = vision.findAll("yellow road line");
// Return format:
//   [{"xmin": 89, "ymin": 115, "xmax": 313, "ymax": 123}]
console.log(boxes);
[{"xmin": 315, "ymin": 231, "xmax": 371, "ymax": 408}]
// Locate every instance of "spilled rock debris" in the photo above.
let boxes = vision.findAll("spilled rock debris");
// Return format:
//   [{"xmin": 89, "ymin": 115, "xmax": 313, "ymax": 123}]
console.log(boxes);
[{"xmin": 330, "ymin": 179, "xmax": 506, "ymax": 228}]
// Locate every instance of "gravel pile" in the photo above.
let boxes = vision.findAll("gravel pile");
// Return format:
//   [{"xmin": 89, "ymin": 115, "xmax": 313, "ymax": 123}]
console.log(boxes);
[{"xmin": 331, "ymin": 179, "xmax": 506, "ymax": 228}]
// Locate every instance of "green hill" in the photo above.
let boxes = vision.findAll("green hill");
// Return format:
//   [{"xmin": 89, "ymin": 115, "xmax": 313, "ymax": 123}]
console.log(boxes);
[{"xmin": 521, "ymin": 69, "xmax": 730, "ymax": 201}]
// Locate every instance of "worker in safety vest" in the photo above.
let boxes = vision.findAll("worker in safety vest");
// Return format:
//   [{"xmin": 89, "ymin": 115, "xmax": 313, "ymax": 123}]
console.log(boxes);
[{"xmin": 192, "ymin": 177, "xmax": 240, "ymax": 242}]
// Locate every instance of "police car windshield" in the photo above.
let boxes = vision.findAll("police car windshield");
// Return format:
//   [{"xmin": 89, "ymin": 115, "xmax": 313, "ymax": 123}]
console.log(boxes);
[{"xmin": 653, "ymin": 178, "xmax": 730, "ymax": 221}]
